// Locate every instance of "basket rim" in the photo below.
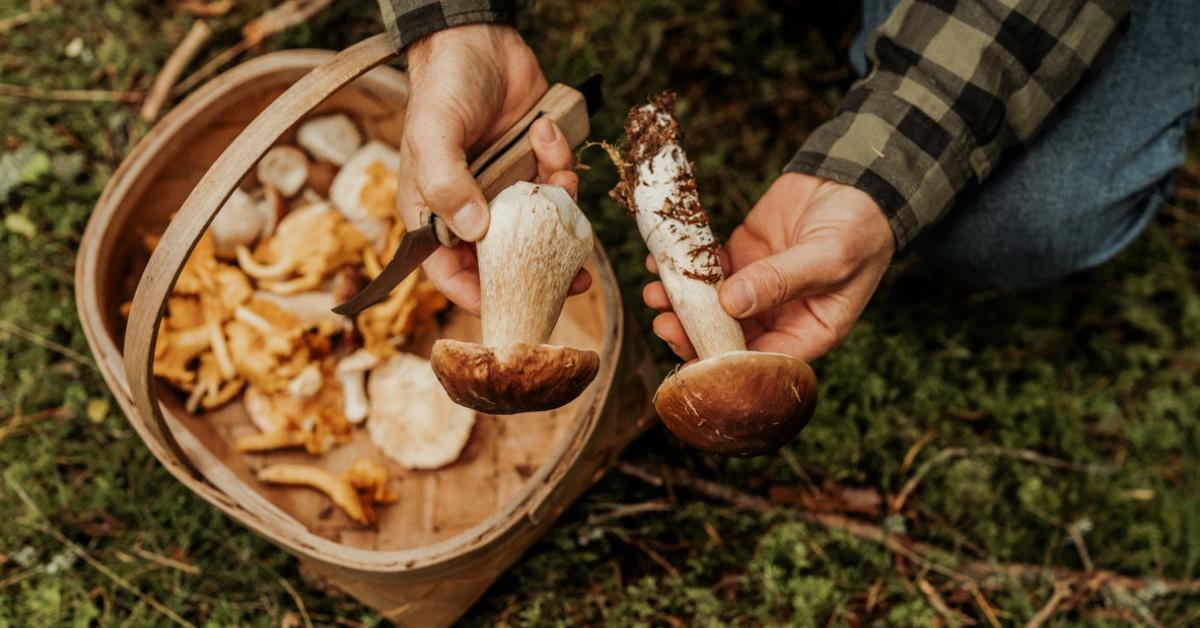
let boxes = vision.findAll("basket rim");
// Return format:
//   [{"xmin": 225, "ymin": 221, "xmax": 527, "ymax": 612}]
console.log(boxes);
[{"xmin": 75, "ymin": 48, "xmax": 624, "ymax": 578}]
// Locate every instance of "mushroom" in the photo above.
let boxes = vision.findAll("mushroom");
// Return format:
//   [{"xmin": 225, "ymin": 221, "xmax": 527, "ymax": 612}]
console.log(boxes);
[
  {"xmin": 256, "ymin": 144, "xmax": 308, "ymax": 197},
  {"xmin": 356, "ymin": 270, "xmax": 446, "ymax": 357},
  {"xmin": 328, "ymin": 141, "xmax": 399, "ymax": 249},
  {"xmin": 256, "ymin": 460, "xmax": 393, "ymax": 525},
  {"xmin": 208, "ymin": 188, "xmax": 261, "ymax": 258},
  {"xmin": 236, "ymin": 375, "xmax": 351, "ymax": 454},
  {"xmin": 235, "ymin": 203, "xmax": 367, "ymax": 295},
  {"xmin": 296, "ymin": 113, "xmax": 362, "ymax": 166},
  {"xmin": 252, "ymin": 290, "xmax": 346, "ymax": 333},
  {"xmin": 368, "ymin": 352, "xmax": 475, "ymax": 470},
  {"xmin": 335, "ymin": 349, "xmax": 379, "ymax": 424},
  {"xmin": 430, "ymin": 182, "xmax": 599, "ymax": 414},
  {"xmin": 611, "ymin": 93, "xmax": 817, "ymax": 456}
]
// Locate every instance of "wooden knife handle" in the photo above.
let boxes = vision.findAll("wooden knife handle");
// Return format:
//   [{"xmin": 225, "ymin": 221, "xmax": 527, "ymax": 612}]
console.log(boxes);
[{"xmin": 468, "ymin": 83, "xmax": 590, "ymax": 201}]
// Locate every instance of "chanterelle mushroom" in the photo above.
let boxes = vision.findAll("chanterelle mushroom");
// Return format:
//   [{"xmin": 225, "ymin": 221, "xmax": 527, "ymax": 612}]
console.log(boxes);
[
  {"xmin": 430, "ymin": 182, "xmax": 599, "ymax": 414},
  {"xmin": 256, "ymin": 459, "xmax": 393, "ymax": 525},
  {"xmin": 369, "ymin": 352, "xmax": 474, "ymax": 470},
  {"xmin": 235, "ymin": 203, "xmax": 367, "ymax": 295},
  {"xmin": 611, "ymin": 93, "xmax": 817, "ymax": 456}
]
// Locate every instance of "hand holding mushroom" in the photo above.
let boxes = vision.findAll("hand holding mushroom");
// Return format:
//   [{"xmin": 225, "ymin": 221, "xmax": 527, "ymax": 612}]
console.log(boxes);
[
  {"xmin": 613, "ymin": 93, "xmax": 820, "ymax": 456},
  {"xmin": 431, "ymin": 181, "xmax": 600, "ymax": 414}
]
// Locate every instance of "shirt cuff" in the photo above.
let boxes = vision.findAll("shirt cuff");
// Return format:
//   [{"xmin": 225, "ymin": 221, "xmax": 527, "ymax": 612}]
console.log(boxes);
[
  {"xmin": 784, "ymin": 86, "xmax": 978, "ymax": 249},
  {"xmin": 379, "ymin": 1, "xmax": 519, "ymax": 51}
]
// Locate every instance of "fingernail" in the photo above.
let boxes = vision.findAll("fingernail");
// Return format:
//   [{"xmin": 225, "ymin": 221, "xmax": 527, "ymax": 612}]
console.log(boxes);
[
  {"xmin": 451, "ymin": 200, "xmax": 488, "ymax": 241},
  {"xmin": 723, "ymin": 279, "xmax": 755, "ymax": 317},
  {"xmin": 535, "ymin": 119, "xmax": 557, "ymax": 144}
]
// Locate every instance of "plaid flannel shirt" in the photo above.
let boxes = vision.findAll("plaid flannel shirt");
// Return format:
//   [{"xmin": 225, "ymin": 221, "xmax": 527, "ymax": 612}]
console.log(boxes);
[
  {"xmin": 378, "ymin": 0, "xmax": 521, "ymax": 49},
  {"xmin": 787, "ymin": 1, "xmax": 1131, "ymax": 247},
  {"xmin": 381, "ymin": 0, "xmax": 1133, "ymax": 248}
]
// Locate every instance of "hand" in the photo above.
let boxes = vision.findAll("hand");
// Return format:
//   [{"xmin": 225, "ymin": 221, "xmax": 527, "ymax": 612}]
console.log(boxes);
[
  {"xmin": 644, "ymin": 173, "xmax": 895, "ymax": 362},
  {"xmin": 396, "ymin": 24, "xmax": 588, "ymax": 312}
]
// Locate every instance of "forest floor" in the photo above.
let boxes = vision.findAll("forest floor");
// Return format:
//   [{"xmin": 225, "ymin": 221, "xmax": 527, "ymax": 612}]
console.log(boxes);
[{"xmin": 2, "ymin": 1, "xmax": 1199, "ymax": 625}]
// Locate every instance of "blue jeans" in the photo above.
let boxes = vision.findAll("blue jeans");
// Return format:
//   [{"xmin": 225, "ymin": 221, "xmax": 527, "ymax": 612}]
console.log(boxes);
[{"xmin": 854, "ymin": 1, "xmax": 1200, "ymax": 287}]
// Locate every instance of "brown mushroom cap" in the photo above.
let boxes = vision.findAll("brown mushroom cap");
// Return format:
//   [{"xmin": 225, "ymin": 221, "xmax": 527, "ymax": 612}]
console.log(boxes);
[
  {"xmin": 653, "ymin": 351, "xmax": 817, "ymax": 456},
  {"xmin": 430, "ymin": 339, "xmax": 600, "ymax": 414}
]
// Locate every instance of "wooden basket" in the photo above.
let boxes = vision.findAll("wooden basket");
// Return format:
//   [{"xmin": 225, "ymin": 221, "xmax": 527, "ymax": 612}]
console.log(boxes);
[{"xmin": 75, "ymin": 35, "xmax": 656, "ymax": 625}]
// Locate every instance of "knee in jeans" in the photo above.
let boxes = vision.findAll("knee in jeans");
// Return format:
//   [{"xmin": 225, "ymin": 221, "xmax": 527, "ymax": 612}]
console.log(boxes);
[{"xmin": 914, "ymin": 186, "xmax": 1160, "ymax": 289}]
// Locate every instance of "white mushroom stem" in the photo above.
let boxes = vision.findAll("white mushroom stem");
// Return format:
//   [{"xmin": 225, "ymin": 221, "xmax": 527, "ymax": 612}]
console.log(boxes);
[
  {"xmin": 477, "ymin": 182, "xmax": 594, "ymax": 347},
  {"xmin": 336, "ymin": 349, "xmax": 380, "ymax": 424},
  {"xmin": 625, "ymin": 106, "xmax": 745, "ymax": 360}
]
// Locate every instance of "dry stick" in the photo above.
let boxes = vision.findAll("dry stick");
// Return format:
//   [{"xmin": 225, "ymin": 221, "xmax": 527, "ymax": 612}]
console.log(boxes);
[
  {"xmin": 967, "ymin": 582, "xmax": 1005, "ymax": 628},
  {"xmin": 0, "ymin": 318, "xmax": 96, "ymax": 369},
  {"xmin": 171, "ymin": 0, "xmax": 333, "ymax": 97},
  {"xmin": 140, "ymin": 20, "xmax": 212, "ymax": 121},
  {"xmin": 0, "ymin": 11, "xmax": 34, "ymax": 33},
  {"xmin": 5, "ymin": 475, "xmax": 197, "ymax": 628},
  {"xmin": 616, "ymin": 461, "xmax": 1200, "ymax": 596},
  {"xmin": 130, "ymin": 546, "xmax": 201, "ymax": 575},
  {"xmin": 0, "ymin": 83, "xmax": 144, "ymax": 103},
  {"xmin": 278, "ymin": 577, "xmax": 313, "ymax": 628},
  {"xmin": 917, "ymin": 576, "xmax": 974, "ymax": 626},
  {"xmin": 892, "ymin": 446, "xmax": 1113, "ymax": 513},
  {"xmin": 1023, "ymin": 582, "xmax": 1072, "ymax": 628},
  {"xmin": 1066, "ymin": 520, "xmax": 1094, "ymax": 572}
]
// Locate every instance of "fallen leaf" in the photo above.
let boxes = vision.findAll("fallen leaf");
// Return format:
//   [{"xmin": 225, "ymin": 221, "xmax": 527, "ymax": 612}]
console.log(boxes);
[
  {"xmin": 4, "ymin": 213, "xmax": 36, "ymax": 239},
  {"xmin": 86, "ymin": 398, "xmax": 110, "ymax": 424}
]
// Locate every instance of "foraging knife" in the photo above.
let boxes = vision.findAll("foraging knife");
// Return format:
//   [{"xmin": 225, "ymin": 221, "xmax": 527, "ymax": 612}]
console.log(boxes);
[{"xmin": 332, "ymin": 75, "xmax": 603, "ymax": 317}]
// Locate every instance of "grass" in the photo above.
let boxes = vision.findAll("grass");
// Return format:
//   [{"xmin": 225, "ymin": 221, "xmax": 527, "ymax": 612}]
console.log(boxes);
[{"xmin": 2, "ymin": 0, "xmax": 1199, "ymax": 625}]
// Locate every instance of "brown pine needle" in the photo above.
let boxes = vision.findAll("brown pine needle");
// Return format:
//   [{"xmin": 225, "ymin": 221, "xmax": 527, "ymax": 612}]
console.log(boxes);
[{"xmin": 0, "ymin": 83, "xmax": 144, "ymax": 103}]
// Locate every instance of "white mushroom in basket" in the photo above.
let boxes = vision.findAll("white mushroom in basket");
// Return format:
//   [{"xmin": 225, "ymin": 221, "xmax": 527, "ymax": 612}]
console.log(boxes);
[
  {"xmin": 235, "ymin": 203, "xmax": 367, "ymax": 295},
  {"xmin": 430, "ymin": 182, "xmax": 599, "ymax": 414},
  {"xmin": 208, "ymin": 187, "xmax": 284, "ymax": 259},
  {"xmin": 368, "ymin": 352, "xmax": 475, "ymax": 470},
  {"xmin": 335, "ymin": 349, "xmax": 380, "ymax": 424},
  {"xmin": 329, "ymin": 141, "xmax": 399, "ymax": 249},
  {"xmin": 235, "ymin": 372, "xmax": 351, "ymax": 455},
  {"xmin": 256, "ymin": 144, "xmax": 308, "ymax": 198},
  {"xmin": 256, "ymin": 458, "xmax": 394, "ymax": 525},
  {"xmin": 297, "ymin": 113, "xmax": 362, "ymax": 166}
]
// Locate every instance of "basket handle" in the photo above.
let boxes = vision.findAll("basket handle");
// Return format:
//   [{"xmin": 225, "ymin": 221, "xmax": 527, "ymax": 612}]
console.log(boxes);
[{"xmin": 123, "ymin": 35, "xmax": 396, "ymax": 476}]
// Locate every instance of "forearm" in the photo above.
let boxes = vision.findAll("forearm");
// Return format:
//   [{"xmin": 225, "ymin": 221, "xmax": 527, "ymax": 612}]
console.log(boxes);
[
  {"xmin": 377, "ymin": 0, "xmax": 525, "ymax": 50},
  {"xmin": 787, "ymin": 0, "xmax": 1131, "ymax": 247}
]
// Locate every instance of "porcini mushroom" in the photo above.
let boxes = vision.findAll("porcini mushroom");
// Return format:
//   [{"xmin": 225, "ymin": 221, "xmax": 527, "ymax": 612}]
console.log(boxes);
[
  {"xmin": 430, "ymin": 182, "xmax": 600, "ymax": 414},
  {"xmin": 369, "ymin": 352, "xmax": 475, "ymax": 470},
  {"xmin": 256, "ymin": 145, "xmax": 308, "ymax": 197},
  {"xmin": 297, "ymin": 113, "xmax": 362, "ymax": 166},
  {"xmin": 611, "ymin": 93, "xmax": 817, "ymax": 456}
]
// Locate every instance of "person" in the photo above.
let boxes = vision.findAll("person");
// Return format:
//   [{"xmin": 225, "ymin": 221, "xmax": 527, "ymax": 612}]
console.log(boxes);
[{"xmin": 378, "ymin": 0, "xmax": 1199, "ymax": 363}]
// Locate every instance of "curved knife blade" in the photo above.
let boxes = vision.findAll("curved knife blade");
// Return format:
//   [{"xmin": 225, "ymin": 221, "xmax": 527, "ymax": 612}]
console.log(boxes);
[{"xmin": 331, "ymin": 223, "xmax": 440, "ymax": 316}]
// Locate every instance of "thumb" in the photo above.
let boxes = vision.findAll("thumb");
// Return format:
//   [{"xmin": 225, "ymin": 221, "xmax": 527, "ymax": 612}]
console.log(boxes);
[
  {"xmin": 719, "ymin": 242, "xmax": 849, "ymax": 319},
  {"xmin": 408, "ymin": 110, "xmax": 490, "ymax": 242}
]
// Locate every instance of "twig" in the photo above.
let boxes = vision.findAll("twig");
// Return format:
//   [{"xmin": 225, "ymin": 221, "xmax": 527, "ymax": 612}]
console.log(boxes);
[
  {"xmin": 1024, "ymin": 582, "xmax": 1071, "ymax": 628},
  {"xmin": 0, "ymin": 318, "xmax": 96, "ymax": 369},
  {"xmin": 172, "ymin": 0, "xmax": 333, "ymax": 96},
  {"xmin": 917, "ymin": 576, "xmax": 974, "ymax": 625},
  {"xmin": 1066, "ymin": 519, "xmax": 1094, "ymax": 572},
  {"xmin": 617, "ymin": 461, "xmax": 1200, "ymax": 596},
  {"xmin": 5, "ymin": 474, "xmax": 196, "ymax": 628},
  {"xmin": 0, "ymin": 83, "xmax": 144, "ymax": 103},
  {"xmin": 140, "ymin": 20, "xmax": 212, "ymax": 121},
  {"xmin": 278, "ymin": 577, "xmax": 313, "ymax": 628},
  {"xmin": 0, "ymin": 405, "xmax": 70, "ymax": 445},
  {"xmin": 174, "ymin": 0, "xmax": 233, "ymax": 17},
  {"xmin": 967, "ymin": 581, "xmax": 1004, "ymax": 628},
  {"xmin": 608, "ymin": 527, "xmax": 681, "ymax": 580},
  {"xmin": 899, "ymin": 429, "xmax": 938, "ymax": 475},
  {"xmin": 892, "ymin": 446, "xmax": 1113, "ymax": 512},
  {"xmin": 587, "ymin": 500, "xmax": 673, "ymax": 525},
  {"xmin": 0, "ymin": 11, "xmax": 34, "ymax": 33},
  {"xmin": 130, "ymin": 546, "xmax": 201, "ymax": 575}
]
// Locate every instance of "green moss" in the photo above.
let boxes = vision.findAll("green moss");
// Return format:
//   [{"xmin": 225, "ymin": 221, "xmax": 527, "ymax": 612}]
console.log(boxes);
[{"xmin": 2, "ymin": 0, "xmax": 1199, "ymax": 624}]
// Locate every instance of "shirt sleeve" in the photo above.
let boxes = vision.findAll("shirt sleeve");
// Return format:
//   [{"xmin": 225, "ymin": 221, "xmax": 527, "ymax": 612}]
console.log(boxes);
[
  {"xmin": 378, "ymin": 0, "xmax": 522, "ymax": 50},
  {"xmin": 785, "ymin": 0, "xmax": 1131, "ymax": 248}
]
